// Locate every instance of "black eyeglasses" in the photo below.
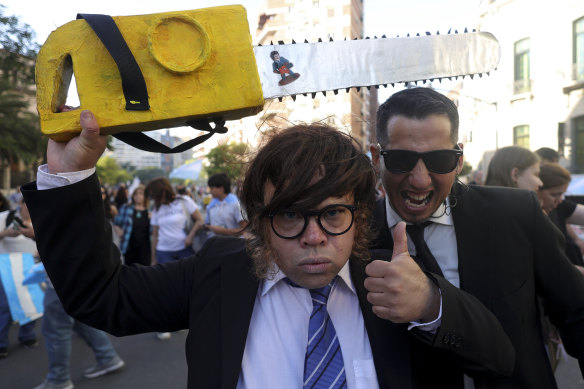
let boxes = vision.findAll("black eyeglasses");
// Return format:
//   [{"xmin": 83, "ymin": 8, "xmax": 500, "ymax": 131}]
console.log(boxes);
[
  {"xmin": 379, "ymin": 145, "xmax": 463, "ymax": 174},
  {"xmin": 266, "ymin": 204, "xmax": 358, "ymax": 240}
]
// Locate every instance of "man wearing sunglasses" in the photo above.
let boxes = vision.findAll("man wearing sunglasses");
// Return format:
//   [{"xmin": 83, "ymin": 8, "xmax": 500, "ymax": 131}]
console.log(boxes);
[{"xmin": 370, "ymin": 87, "xmax": 584, "ymax": 388}]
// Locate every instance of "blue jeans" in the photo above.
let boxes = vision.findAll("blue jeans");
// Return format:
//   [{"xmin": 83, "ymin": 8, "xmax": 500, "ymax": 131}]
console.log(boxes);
[
  {"xmin": 0, "ymin": 278, "xmax": 37, "ymax": 348},
  {"xmin": 156, "ymin": 247, "xmax": 194, "ymax": 264},
  {"xmin": 42, "ymin": 286, "xmax": 119, "ymax": 384}
]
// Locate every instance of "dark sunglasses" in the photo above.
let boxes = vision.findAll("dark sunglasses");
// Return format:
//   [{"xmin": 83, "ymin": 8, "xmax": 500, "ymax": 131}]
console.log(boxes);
[{"xmin": 379, "ymin": 145, "xmax": 463, "ymax": 174}]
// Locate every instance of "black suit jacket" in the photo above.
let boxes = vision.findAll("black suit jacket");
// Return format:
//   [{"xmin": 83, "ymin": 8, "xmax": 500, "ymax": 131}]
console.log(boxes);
[
  {"xmin": 23, "ymin": 175, "xmax": 517, "ymax": 388},
  {"xmin": 372, "ymin": 183, "xmax": 584, "ymax": 388}
]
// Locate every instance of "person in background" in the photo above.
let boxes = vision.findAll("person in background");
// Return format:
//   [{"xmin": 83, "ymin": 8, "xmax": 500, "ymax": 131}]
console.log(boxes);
[
  {"xmin": 0, "ymin": 197, "xmax": 39, "ymax": 358},
  {"xmin": 204, "ymin": 173, "xmax": 247, "ymax": 239},
  {"xmin": 535, "ymin": 147, "xmax": 560, "ymax": 164},
  {"xmin": 538, "ymin": 162, "xmax": 584, "ymax": 274},
  {"xmin": 484, "ymin": 145, "xmax": 543, "ymax": 192},
  {"xmin": 145, "ymin": 177, "xmax": 204, "ymax": 340},
  {"xmin": 468, "ymin": 170, "xmax": 484, "ymax": 185},
  {"xmin": 535, "ymin": 147, "xmax": 584, "ymax": 257},
  {"xmin": 370, "ymin": 87, "xmax": 584, "ymax": 387},
  {"xmin": 114, "ymin": 185, "xmax": 151, "ymax": 267},
  {"xmin": 113, "ymin": 184, "xmax": 128, "ymax": 211}
]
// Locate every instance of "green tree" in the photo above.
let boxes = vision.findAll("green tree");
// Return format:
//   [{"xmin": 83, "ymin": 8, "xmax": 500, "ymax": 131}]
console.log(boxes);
[
  {"xmin": 0, "ymin": 5, "xmax": 43, "ymax": 187},
  {"xmin": 204, "ymin": 142, "xmax": 249, "ymax": 182},
  {"xmin": 134, "ymin": 167, "xmax": 166, "ymax": 183},
  {"xmin": 96, "ymin": 156, "xmax": 132, "ymax": 185}
]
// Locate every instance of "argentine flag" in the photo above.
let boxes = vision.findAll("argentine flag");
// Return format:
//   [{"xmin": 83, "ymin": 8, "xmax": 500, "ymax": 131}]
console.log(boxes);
[{"xmin": 0, "ymin": 253, "xmax": 44, "ymax": 324}]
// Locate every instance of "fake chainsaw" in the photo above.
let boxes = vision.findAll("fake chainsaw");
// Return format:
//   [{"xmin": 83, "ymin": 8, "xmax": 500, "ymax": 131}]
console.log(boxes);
[{"xmin": 35, "ymin": 5, "xmax": 501, "ymax": 152}]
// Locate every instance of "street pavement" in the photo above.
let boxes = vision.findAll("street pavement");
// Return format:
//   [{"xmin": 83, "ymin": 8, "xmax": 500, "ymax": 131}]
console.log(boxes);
[
  {"xmin": 2, "ymin": 319, "xmax": 583, "ymax": 388},
  {"xmin": 2, "ymin": 323, "xmax": 187, "ymax": 388}
]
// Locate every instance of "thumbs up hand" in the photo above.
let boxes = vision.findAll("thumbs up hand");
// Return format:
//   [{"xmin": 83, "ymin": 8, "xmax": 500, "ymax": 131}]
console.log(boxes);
[{"xmin": 364, "ymin": 221, "xmax": 440, "ymax": 323}]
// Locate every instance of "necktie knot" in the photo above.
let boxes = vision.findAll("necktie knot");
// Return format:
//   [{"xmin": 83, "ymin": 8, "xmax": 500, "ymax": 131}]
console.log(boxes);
[{"xmin": 309, "ymin": 281, "xmax": 334, "ymax": 305}]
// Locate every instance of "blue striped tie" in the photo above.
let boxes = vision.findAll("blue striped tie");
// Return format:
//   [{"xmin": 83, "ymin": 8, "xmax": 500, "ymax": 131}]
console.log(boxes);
[{"xmin": 304, "ymin": 278, "xmax": 346, "ymax": 389}]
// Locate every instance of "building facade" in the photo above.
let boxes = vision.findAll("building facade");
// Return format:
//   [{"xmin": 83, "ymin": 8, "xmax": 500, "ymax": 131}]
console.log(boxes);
[
  {"xmin": 457, "ymin": 0, "xmax": 584, "ymax": 173},
  {"xmin": 254, "ymin": 0, "xmax": 375, "ymax": 148}
]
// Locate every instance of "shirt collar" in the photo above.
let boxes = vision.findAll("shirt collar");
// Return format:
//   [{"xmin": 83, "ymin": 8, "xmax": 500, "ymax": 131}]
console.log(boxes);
[
  {"xmin": 385, "ymin": 195, "xmax": 454, "ymax": 228},
  {"xmin": 260, "ymin": 260, "xmax": 356, "ymax": 296}
]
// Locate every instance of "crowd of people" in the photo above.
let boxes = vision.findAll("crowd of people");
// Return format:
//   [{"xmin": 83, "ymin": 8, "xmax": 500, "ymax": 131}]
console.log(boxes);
[{"xmin": 0, "ymin": 86, "xmax": 583, "ymax": 388}]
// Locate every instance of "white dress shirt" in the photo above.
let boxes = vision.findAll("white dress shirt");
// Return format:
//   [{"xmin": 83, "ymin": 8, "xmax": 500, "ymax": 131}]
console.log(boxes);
[
  {"xmin": 237, "ymin": 262, "xmax": 379, "ymax": 389},
  {"xmin": 385, "ymin": 197, "xmax": 476, "ymax": 389}
]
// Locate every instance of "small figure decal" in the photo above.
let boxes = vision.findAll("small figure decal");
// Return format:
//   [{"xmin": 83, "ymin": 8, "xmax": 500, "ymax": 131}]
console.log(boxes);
[{"xmin": 270, "ymin": 50, "xmax": 301, "ymax": 86}]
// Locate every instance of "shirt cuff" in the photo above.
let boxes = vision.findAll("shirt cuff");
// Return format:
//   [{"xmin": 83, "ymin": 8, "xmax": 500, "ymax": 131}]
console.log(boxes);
[
  {"xmin": 407, "ymin": 289, "xmax": 443, "ymax": 333},
  {"xmin": 37, "ymin": 164, "xmax": 96, "ymax": 190}
]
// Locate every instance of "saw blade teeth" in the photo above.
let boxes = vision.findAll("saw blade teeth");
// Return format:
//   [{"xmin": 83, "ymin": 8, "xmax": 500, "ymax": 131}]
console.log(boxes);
[
  {"xmin": 302, "ymin": 93, "xmax": 307, "ymax": 97},
  {"xmin": 321, "ymin": 91, "xmax": 326, "ymax": 96},
  {"xmin": 447, "ymin": 28, "xmax": 452, "ymax": 34},
  {"xmin": 278, "ymin": 40, "xmax": 284, "ymax": 44},
  {"xmin": 464, "ymin": 27, "xmax": 468, "ymax": 33},
  {"xmin": 278, "ymin": 97, "xmax": 283, "ymax": 102},
  {"xmin": 375, "ymin": 85, "xmax": 379, "ymax": 89},
  {"xmin": 304, "ymin": 39, "xmax": 309, "ymax": 43},
  {"xmin": 436, "ymin": 31, "xmax": 440, "ymax": 35},
  {"xmin": 426, "ymin": 31, "xmax": 431, "ymax": 36},
  {"xmin": 270, "ymin": 40, "xmax": 273, "ymax": 45},
  {"xmin": 365, "ymin": 36, "xmax": 370, "ymax": 39},
  {"xmin": 473, "ymin": 28, "xmax": 477, "ymax": 32},
  {"xmin": 353, "ymin": 37, "xmax": 358, "ymax": 40},
  {"xmin": 356, "ymin": 87, "xmax": 361, "ymax": 92},
  {"xmin": 382, "ymin": 34, "xmax": 387, "ymax": 38},
  {"xmin": 455, "ymin": 29, "xmax": 459, "ymax": 34},
  {"xmin": 407, "ymin": 33, "xmax": 410, "ymax": 37},
  {"xmin": 346, "ymin": 87, "xmax": 350, "ymax": 92},
  {"xmin": 318, "ymin": 37, "xmax": 323, "ymax": 42},
  {"xmin": 333, "ymin": 89, "xmax": 338, "ymax": 95},
  {"xmin": 291, "ymin": 94, "xmax": 296, "ymax": 101},
  {"xmin": 311, "ymin": 92, "xmax": 317, "ymax": 98},
  {"xmin": 470, "ymin": 74, "xmax": 474, "ymax": 79},
  {"xmin": 416, "ymin": 33, "xmax": 420, "ymax": 37},
  {"xmin": 390, "ymin": 83, "xmax": 394, "ymax": 87},
  {"xmin": 292, "ymin": 39, "xmax": 296, "ymax": 44}
]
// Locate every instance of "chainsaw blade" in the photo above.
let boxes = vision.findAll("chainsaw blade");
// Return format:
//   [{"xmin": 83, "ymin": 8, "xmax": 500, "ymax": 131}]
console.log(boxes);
[{"xmin": 254, "ymin": 31, "xmax": 500, "ymax": 99}]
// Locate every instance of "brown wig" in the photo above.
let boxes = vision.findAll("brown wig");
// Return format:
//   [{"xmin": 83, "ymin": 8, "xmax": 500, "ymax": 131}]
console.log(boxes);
[
  {"xmin": 145, "ymin": 177, "xmax": 176, "ymax": 211},
  {"xmin": 539, "ymin": 163, "xmax": 571, "ymax": 190},
  {"xmin": 485, "ymin": 146, "xmax": 540, "ymax": 188},
  {"xmin": 240, "ymin": 123, "xmax": 377, "ymax": 279}
]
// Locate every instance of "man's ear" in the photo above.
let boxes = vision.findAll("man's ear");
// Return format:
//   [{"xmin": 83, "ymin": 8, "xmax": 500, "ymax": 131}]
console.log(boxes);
[
  {"xmin": 510, "ymin": 167, "xmax": 519, "ymax": 183},
  {"xmin": 370, "ymin": 144, "xmax": 381, "ymax": 174}
]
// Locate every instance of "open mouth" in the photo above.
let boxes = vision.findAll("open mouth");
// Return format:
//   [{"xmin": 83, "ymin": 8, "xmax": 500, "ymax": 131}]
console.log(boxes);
[{"xmin": 402, "ymin": 191, "xmax": 432, "ymax": 208}]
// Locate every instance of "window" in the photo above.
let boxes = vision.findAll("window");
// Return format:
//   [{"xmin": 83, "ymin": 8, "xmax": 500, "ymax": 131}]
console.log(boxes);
[
  {"xmin": 514, "ymin": 38, "xmax": 530, "ymax": 94},
  {"xmin": 513, "ymin": 125, "xmax": 530, "ymax": 148},
  {"xmin": 574, "ymin": 17, "xmax": 584, "ymax": 81},
  {"xmin": 575, "ymin": 116, "xmax": 584, "ymax": 173}
]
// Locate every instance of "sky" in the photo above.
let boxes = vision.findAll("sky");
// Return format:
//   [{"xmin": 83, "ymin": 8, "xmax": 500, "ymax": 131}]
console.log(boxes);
[
  {"xmin": 1, "ymin": 0, "xmax": 482, "ymax": 46},
  {"xmin": 1, "ymin": 0, "xmax": 482, "ymax": 134}
]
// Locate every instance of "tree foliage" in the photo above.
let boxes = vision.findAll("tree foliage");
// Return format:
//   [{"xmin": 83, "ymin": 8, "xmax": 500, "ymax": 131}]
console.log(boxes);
[
  {"xmin": 96, "ymin": 156, "xmax": 132, "ymax": 185},
  {"xmin": 0, "ymin": 6, "xmax": 43, "ymax": 172},
  {"xmin": 204, "ymin": 142, "xmax": 249, "ymax": 182},
  {"xmin": 134, "ymin": 167, "xmax": 166, "ymax": 184}
]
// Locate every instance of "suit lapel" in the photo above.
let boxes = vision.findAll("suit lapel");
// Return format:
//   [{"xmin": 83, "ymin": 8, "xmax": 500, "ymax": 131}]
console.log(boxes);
[
  {"xmin": 350, "ymin": 259, "xmax": 413, "ymax": 389},
  {"xmin": 220, "ymin": 254, "xmax": 259, "ymax": 389}
]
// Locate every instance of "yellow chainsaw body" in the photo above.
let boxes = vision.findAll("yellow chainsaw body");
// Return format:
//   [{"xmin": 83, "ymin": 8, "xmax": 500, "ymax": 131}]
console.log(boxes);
[{"xmin": 36, "ymin": 5, "xmax": 265, "ymax": 141}]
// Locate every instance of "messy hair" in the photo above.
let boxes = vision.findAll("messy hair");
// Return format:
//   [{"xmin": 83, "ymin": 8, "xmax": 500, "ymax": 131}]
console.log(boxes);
[{"xmin": 240, "ymin": 123, "xmax": 377, "ymax": 279}]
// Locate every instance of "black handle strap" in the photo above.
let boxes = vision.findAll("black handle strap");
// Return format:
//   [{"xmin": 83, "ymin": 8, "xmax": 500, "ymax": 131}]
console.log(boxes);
[
  {"xmin": 113, "ymin": 119, "xmax": 228, "ymax": 154},
  {"xmin": 78, "ymin": 13, "xmax": 228, "ymax": 153},
  {"xmin": 77, "ymin": 13, "xmax": 149, "ymax": 111}
]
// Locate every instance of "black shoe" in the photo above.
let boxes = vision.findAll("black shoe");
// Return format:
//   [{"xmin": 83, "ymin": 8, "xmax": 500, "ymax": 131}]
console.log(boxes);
[
  {"xmin": 22, "ymin": 339, "xmax": 39, "ymax": 349},
  {"xmin": 0, "ymin": 347, "xmax": 7, "ymax": 358}
]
